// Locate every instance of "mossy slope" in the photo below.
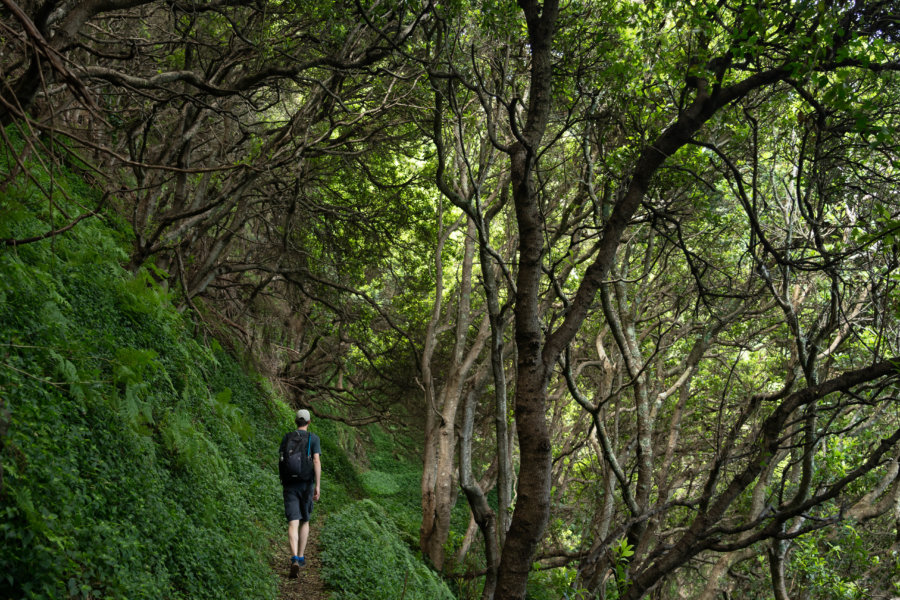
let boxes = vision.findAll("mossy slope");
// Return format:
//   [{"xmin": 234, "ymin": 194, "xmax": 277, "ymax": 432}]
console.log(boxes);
[{"xmin": 0, "ymin": 148, "xmax": 291, "ymax": 599}]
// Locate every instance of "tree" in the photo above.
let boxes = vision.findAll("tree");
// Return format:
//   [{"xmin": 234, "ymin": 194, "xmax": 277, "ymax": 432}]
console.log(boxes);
[{"xmin": 423, "ymin": 1, "xmax": 900, "ymax": 598}]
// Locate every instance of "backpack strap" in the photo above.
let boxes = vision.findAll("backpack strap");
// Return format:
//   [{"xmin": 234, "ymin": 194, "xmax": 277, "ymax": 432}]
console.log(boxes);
[
  {"xmin": 280, "ymin": 432, "xmax": 292, "ymax": 456},
  {"xmin": 285, "ymin": 430, "xmax": 303, "ymax": 454}
]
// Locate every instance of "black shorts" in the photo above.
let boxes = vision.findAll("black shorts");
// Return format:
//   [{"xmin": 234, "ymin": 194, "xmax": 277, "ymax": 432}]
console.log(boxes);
[{"xmin": 283, "ymin": 481, "xmax": 314, "ymax": 522}]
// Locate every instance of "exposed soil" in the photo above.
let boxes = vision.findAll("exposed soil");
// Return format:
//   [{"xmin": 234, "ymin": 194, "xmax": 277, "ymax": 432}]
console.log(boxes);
[{"xmin": 271, "ymin": 519, "xmax": 330, "ymax": 600}]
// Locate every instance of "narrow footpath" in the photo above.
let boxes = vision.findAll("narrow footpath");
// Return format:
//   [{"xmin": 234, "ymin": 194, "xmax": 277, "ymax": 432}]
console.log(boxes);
[{"xmin": 271, "ymin": 520, "xmax": 329, "ymax": 600}]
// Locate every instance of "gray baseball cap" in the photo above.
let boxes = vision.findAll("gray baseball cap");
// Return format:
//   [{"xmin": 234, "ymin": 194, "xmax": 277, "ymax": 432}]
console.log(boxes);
[{"xmin": 296, "ymin": 409, "xmax": 311, "ymax": 422}]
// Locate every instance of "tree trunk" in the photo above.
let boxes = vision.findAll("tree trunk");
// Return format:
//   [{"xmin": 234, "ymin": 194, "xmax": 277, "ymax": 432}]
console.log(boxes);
[
  {"xmin": 476, "ymin": 213, "xmax": 514, "ymax": 542},
  {"xmin": 460, "ymin": 387, "xmax": 501, "ymax": 599},
  {"xmin": 767, "ymin": 540, "xmax": 791, "ymax": 600},
  {"xmin": 421, "ymin": 217, "xmax": 491, "ymax": 570},
  {"xmin": 493, "ymin": 3, "xmax": 559, "ymax": 597},
  {"xmin": 420, "ymin": 203, "xmax": 453, "ymax": 565}
]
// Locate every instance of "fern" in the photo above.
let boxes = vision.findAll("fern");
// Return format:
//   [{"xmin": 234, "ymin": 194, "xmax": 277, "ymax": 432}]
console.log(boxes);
[
  {"xmin": 209, "ymin": 388, "xmax": 253, "ymax": 441},
  {"xmin": 161, "ymin": 410, "xmax": 226, "ymax": 474}
]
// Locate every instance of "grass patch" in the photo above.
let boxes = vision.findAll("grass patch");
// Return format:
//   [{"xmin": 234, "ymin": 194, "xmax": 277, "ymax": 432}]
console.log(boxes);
[{"xmin": 320, "ymin": 500, "xmax": 455, "ymax": 600}]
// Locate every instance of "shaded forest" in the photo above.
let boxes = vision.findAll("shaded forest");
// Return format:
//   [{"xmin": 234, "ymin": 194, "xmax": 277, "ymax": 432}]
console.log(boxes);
[{"xmin": 2, "ymin": 0, "xmax": 900, "ymax": 599}]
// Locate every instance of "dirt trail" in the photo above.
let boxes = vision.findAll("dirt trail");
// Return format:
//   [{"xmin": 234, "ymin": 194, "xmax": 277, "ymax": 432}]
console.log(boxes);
[{"xmin": 271, "ymin": 519, "xmax": 329, "ymax": 600}]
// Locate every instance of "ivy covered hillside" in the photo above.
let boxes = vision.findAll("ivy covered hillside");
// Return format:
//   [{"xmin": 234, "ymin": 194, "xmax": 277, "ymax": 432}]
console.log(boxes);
[{"xmin": 0, "ymin": 138, "xmax": 294, "ymax": 598}]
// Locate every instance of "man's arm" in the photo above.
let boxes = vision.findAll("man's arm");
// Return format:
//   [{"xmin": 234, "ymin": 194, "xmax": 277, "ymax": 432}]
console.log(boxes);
[{"xmin": 312, "ymin": 453, "xmax": 321, "ymax": 501}]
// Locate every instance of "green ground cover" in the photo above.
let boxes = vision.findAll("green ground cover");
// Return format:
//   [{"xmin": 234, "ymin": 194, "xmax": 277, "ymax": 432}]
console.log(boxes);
[{"xmin": 0, "ymin": 143, "xmax": 295, "ymax": 599}]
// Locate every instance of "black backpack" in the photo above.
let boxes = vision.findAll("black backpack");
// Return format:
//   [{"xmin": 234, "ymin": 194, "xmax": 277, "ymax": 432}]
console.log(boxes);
[{"xmin": 279, "ymin": 430, "xmax": 314, "ymax": 484}]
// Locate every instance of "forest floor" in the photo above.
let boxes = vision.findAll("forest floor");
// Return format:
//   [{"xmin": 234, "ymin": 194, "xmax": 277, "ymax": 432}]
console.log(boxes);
[{"xmin": 270, "ymin": 518, "xmax": 329, "ymax": 600}]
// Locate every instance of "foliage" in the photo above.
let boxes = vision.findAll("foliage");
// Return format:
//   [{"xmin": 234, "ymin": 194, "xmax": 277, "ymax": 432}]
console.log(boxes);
[
  {"xmin": 360, "ymin": 470, "xmax": 401, "ymax": 496},
  {"xmin": 606, "ymin": 539, "xmax": 635, "ymax": 600},
  {"xmin": 360, "ymin": 426, "xmax": 432, "ymax": 542},
  {"xmin": 790, "ymin": 528, "xmax": 868, "ymax": 600},
  {"xmin": 320, "ymin": 499, "xmax": 456, "ymax": 600},
  {"xmin": 526, "ymin": 566, "xmax": 590, "ymax": 600},
  {"xmin": 0, "ymin": 142, "xmax": 287, "ymax": 599},
  {"xmin": 308, "ymin": 417, "xmax": 364, "ymax": 513}
]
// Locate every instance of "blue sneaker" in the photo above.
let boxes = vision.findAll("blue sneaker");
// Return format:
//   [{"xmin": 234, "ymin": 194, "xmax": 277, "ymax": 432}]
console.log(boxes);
[{"xmin": 289, "ymin": 556, "xmax": 301, "ymax": 578}]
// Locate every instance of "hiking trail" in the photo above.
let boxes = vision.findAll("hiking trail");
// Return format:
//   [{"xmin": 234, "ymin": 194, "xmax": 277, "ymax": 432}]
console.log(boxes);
[{"xmin": 271, "ymin": 518, "xmax": 329, "ymax": 600}]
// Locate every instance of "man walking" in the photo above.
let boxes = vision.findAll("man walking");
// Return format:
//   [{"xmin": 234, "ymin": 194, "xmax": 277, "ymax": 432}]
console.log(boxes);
[{"xmin": 278, "ymin": 409, "xmax": 321, "ymax": 578}]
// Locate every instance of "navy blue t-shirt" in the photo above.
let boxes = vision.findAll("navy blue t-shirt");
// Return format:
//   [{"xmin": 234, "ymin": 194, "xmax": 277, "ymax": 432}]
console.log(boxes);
[{"xmin": 308, "ymin": 431, "xmax": 321, "ymax": 457}]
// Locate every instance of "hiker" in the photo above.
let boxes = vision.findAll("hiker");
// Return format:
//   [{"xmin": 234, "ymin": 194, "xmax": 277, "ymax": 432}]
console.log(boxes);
[{"xmin": 279, "ymin": 408, "xmax": 321, "ymax": 578}]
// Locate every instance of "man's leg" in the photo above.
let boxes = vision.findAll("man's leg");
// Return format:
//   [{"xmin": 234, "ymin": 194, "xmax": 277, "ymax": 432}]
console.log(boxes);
[
  {"xmin": 288, "ymin": 520, "xmax": 300, "ymax": 557},
  {"xmin": 288, "ymin": 519, "xmax": 302, "ymax": 578},
  {"xmin": 298, "ymin": 520, "xmax": 310, "ymax": 558}
]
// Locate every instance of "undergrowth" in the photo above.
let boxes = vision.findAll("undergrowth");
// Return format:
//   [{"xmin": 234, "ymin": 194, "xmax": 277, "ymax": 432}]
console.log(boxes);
[
  {"xmin": 318, "ymin": 423, "xmax": 475, "ymax": 600},
  {"xmin": 361, "ymin": 426, "xmax": 427, "ymax": 543},
  {"xmin": 308, "ymin": 418, "xmax": 363, "ymax": 515},
  {"xmin": 320, "ymin": 500, "xmax": 455, "ymax": 600},
  {"xmin": 0, "ymin": 135, "xmax": 290, "ymax": 599}
]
